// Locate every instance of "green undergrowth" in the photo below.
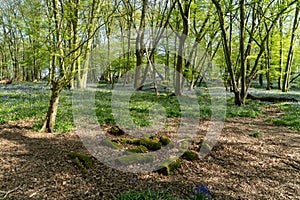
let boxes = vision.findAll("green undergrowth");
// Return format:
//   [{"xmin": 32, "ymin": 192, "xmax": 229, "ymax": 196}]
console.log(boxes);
[
  {"xmin": 268, "ymin": 103, "xmax": 300, "ymax": 131},
  {"xmin": 0, "ymin": 83, "xmax": 74, "ymax": 133},
  {"xmin": 1, "ymin": 83, "xmax": 299, "ymax": 134},
  {"xmin": 226, "ymin": 99, "xmax": 267, "ymax": 118},
  {"xmin": 114, "ymin": 188, "xmax": 181, "ymax": 200}
]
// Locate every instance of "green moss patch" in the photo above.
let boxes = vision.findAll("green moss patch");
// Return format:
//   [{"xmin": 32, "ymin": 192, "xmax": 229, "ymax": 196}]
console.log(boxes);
[
  {"xmin": 68, "ymin": 151, "xmax": 93, "ymax": 174},
  {"xmin": 117, "ymin": 154, "xmax": 154, "ymax": 165},
  {"xmin": 100, "ymin": 138, "xmax": 122, "ymax": 149},
  {"xmin": 181, "ymin": 150, "xmax": 199, "ymax": 161},
  {"xmin": 198, "ymin": 140, "xmax": 211, "ymax": 153},
  {"xmin": 139, "ymin": 138, "xmax": 162, "ymax": 151},
  {"xmin": 126, "ymin": 145, "xmax": 148, "ymax": 153},
  {"xmin": 156, "ymin": 158, "xmax": 181, "ymax": 176},
  {"xmin": 159, "ymin": 136, "xmax": 171, "ymax": 146}
]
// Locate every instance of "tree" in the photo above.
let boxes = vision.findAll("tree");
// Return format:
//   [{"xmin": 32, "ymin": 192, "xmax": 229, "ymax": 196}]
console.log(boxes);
[
  {"xmin": 40, "ymin": 0, "xmax": 83, "ymax": 133},
  {"xmin": 174, "ymin": 0, "xmax": 192, "ymax": 96},
  {"xmin": 212, "ymin": 0, "xmax": 298, "ymax": 105},
  {"xmin": 282, "ymin": 0, "xmax": 300, "ymax": 92}
]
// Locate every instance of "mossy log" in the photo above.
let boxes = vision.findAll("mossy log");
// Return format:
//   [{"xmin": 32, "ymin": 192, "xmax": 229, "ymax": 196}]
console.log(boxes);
[
  {"xmin": 181, "ymin": 150, "xmax": 199, "ymax": 161},
  {"xmin": 126, "ymin": 145, "xmax": 148, "ymax": 153},
  {"xmin": 247, "ymin": 93, "xmax": 299, "ymax": 102},
  {"xmin": 139, "ymin": 138, "xmax": 162, "ymax": 151},
  {"xmin": 100, "ymin": 138, "xmax": 122, "ymax": 149},
  {"xmin": 117, "ymin": 154, "xmax": 154, "ymax": 165},
  {"xmin": 108, "ymin": 125, "xmax": 125, "ymax": 136},
  {"xmin": 112, "ymin": 138, "xmax": 140, "ymax": 145},
  {"xmin": 156, "ymin": 158, "xmax": 181, "ymax": 176},
  {"xmin": 0, "ymin": 79, "xmax": 12, "ymax": 84},
  {"xmin": 159, "ymin": 136, "xmax": 171, "ymax": 146},
  {"xmin": 68, "ymin": 151, "xmax": 93, "ymax": 174}
]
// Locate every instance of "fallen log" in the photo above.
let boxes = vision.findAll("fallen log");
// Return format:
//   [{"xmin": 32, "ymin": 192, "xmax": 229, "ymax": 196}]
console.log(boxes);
[
  {"xmin": 247, "ymin": 93, "xmax": 299, "ymax": 102},
  {"xmin": 0, "ymin": 79, "xmax": 12, "ymax": 84}
]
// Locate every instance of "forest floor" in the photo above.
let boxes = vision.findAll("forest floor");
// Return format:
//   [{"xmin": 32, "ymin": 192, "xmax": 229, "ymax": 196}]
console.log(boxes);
[{"xmin": 0, "ymin": 105, "xmax": 299, "ymax": 200}]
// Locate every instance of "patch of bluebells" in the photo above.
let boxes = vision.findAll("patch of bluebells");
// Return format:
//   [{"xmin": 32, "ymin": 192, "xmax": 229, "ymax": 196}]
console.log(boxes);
[{"xmin": 193, "ymin": 184, "xmax": 212, "ymax": 200}]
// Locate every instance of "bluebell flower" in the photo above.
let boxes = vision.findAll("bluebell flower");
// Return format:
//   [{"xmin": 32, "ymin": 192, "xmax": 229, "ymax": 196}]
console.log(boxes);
[{"xmin": 193, "ymin": 184, "xmax": 212, "ymax": 200}]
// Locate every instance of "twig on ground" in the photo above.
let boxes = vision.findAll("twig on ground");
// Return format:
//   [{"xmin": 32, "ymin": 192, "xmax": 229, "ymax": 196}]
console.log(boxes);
[{"xmin": 0, "ymin": 185, "xmax": 21, "ymax": 199}]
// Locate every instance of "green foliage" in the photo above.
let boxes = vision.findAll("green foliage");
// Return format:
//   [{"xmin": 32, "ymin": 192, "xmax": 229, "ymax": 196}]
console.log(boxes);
[
  {"xmin": 226, "ymin": 99, "xmax": 266, "ymax": 118},
  {"xmin": 270, "ymin": 103, "xmax": 300, "ymax": 131},
  {"xmin": 249, "ymin": 131, "xmax": 261, "ymax": 138},
  {"xmin": 115, "ymin": 189, "xmax": 178, "ymax": 200},
  {"xmin": 0, "ymin": 84, "xmax": 74, "ymax": 133}
]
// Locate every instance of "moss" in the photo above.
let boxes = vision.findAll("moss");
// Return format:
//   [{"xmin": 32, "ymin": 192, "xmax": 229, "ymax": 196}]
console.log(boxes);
[
  {"xmin": 159, "ymin": 136, "xmax": 171, "ymax": 146},
  {"xmin": 126, "ymin": 145, "xmax": 148, "ymax": 153},
  {"xmin": 156, "ymin": 158, "xmax": 181, "ymax": 176},
  {"xmin": 181, "ymin": 150, "xmax": 199, "ymax": 161},
  {"xmin": 68, "ymin": 151, "xmax": 93, "ymax": 174},
  {"xmin": 198, "ymin": 140, "xmax": 211, "ymax": 153},
  {"xmin": 100, "ymin": 138, "xmax": 122, "ymax": 149},
  {"xmin": 117, "ymin": 154, "xmax": 154, "ymax": 165},
  {"xmin": 108, "ymin": 125, "xmax": 125, "ymax": 136},
  {"xmin": 127, "ymin": 139, "xmax": 141, "ymax": 145},
  {"xmin": 139, "ymin": 138, "xmax": 162, "ymax": 151},
  {"xmin": 111, "ymin": 138, "xmax": 128, "ymax": 144}
]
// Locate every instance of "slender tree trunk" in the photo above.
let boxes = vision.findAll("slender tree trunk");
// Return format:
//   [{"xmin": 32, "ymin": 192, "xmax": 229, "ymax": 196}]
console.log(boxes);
[
  {"xmin": 40, "ymin": 80, "xmax": 62, "ymax": 133},
  {"xmin": 134, "ymin": 0, "xmax": 147, "ymax": 89},
  {"xmin": 278, "ymin": 11, "xmax": 284, "ymax": 90},
  {"xmin": 265, "ymin": 30, "xmax": 272, "ymax": 90},
  {"xmin": 240, "ymin": 0, "xmax": 246, "ymax": 103},
  {"xmin": 282, "ymin": 1, "xmax": 300, "ymax": 92},
  {"xmin": 212, "ymin": 0, "xmax": 242, "ymax": 105},
  {"xmin": 175, "ymin": 0, "xmax": 192, "ymax": 96}
]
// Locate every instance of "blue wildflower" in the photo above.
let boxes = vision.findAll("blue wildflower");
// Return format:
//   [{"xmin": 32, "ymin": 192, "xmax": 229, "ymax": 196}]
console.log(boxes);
[{"xmin": 193, "ymin": 184, "xmax": 212, "ymax": 200}]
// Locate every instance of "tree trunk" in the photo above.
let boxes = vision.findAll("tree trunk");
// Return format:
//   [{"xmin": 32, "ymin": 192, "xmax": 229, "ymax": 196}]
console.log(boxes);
[
  {"xmin": 282, "ymin": 1, "xmax": 300, "ymax": 92},
  {"xmin": 134, "ymin": 0, "xmax": 147, "ymax": 89},
  {"xmin": 212, "ymin": 0, "xmax": 242, "ymax": 105},
  {"xmin": 175, "ymin": 0, "xmax": 192, "ymax": 96},
  {"xmin": 265, "ymin": 30, "xmax": 272, "ymax": 90},
  {"xmin": 240, "ymin": 0, "xmax": 246, "ymax": 103},
  {"xmin": 40, "ymin": 80, "xmax": 62, "ymax": 133},
  {"xmin": 278, "ymin": 10, "xmax": 284, "ymax": 90}
]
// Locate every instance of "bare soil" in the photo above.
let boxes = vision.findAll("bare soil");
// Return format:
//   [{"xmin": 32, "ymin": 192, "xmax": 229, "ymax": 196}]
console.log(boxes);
[{"xmin": 0, "ymin": 106, "xmax": 299, "ymax": 200}]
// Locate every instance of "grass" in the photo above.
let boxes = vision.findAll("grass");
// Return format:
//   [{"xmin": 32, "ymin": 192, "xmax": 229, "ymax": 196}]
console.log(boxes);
[
  {"xmin": 268, "ymin": 102, "xmax": 300, "ymax": 131},
  {"xmin": 226, "ymin": 99, "xmax": 267, "ymax": 118},
  {"xmin": 114, "ymin": 189, "xmax": 183, "ymax": 200},
  {"xmin": 249, "ymin": 131, "xmax": 261, "ymax": 138},
  {"xmin": 1, "ymin": 82, "xmax": 299, "ymax": 133},
  {"xmin": 0, "ymin": 82, "xmax": 74, "ymax": 133}
]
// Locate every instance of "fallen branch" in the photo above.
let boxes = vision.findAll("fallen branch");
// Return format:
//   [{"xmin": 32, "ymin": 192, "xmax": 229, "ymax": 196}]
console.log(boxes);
[
  {"xmin": 0, "ymin": 79, "xmax": 12, "ymax": 85},
  {"xmin": 247, "ymin": 93, "xmax": 299, "ymax": 102},
  {"xmin": 282, "ymin": 160, "xmax": 300, "ymax": 170},
  {"xmin": 0, "ymin": 185, "xmax": 21, "ymax": 199}
]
